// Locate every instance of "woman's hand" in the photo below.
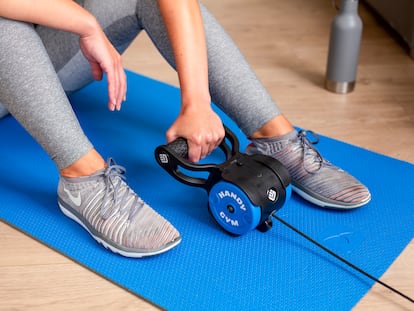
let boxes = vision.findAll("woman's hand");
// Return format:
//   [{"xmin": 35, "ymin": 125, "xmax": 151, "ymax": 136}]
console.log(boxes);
[
  {"xmin": 79, "ymin": 27, "xmax": 127, "ymax": 112},
  {"xmin": 166, "ymin": 104, "xmax": 225, "ymax": 163}
]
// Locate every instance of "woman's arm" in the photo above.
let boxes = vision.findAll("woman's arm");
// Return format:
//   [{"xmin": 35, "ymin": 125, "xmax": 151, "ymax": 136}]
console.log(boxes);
[
  {"xmin": 158, "ymin": 0, "xmax": 225, "ymax": 162},
  {"xmin": 0, "ymin": 0, "xmax": 126, "ymax": 111},
  {"xmin": 0, "ymin": 0, "xmax": 97, "ymax": 35}
]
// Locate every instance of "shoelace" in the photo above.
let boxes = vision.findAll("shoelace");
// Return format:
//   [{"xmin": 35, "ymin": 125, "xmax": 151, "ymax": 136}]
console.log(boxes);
[
  {"xmin": 99, "ymin": 158, "xmax": 142, "ymax": 220},
  {"xmin": 297, "ymin": 130, "xmax": 325, "ymax": 174}
]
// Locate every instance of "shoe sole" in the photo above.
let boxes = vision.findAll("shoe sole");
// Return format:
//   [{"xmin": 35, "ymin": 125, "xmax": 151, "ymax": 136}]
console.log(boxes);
[
  {"xmin": 59, "ymin": 202, "xmax": 181, "ymax": 258},
  {"xmin": 292, "ymin": 185, "xmax": 371, "ymax": 210}
]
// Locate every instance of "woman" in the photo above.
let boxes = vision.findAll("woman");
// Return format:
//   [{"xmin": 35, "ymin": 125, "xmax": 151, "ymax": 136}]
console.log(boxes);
[{"xmin": 0, "ymin": 0, "xmax": 370, "ymax": 257}]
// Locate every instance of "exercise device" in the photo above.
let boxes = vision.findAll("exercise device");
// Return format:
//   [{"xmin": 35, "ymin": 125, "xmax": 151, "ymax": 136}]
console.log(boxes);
[
  {"xmin": 155, "ymin": 125, "xmax": 413, "ymax": 304},
  {"xmin": 155, "ymin": 126, "xmax": 291, "ymax": 236}
]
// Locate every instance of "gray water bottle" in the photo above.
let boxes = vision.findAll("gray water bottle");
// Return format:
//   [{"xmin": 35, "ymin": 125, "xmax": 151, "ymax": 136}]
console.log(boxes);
[{"xmin": 325, "ymin": 0, "xmax": 363, "ymax": 93}]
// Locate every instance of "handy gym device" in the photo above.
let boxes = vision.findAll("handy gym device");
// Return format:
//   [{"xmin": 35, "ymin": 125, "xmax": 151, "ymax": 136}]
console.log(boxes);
[
  {"xmin": 154, "ymin": 126, "xmax": 413, "ymax": 304},
  {"xmin": 155, "ymin": 126, "xmax": 291, "ymax": 236}
]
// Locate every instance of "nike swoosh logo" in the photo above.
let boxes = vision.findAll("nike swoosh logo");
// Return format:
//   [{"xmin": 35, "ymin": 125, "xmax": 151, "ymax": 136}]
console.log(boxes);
[{"xmin": 63, "ymin": 187, "xmax": 82, "ymax": 207}]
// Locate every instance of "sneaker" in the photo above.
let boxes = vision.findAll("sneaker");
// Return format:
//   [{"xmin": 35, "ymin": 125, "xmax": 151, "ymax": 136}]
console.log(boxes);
[
  {"xmin": 246, "ymin": 130, "xmax": 371, "ymax": 209},
  {"xmin": 58, "ymin": 158, "xmax": 181, "ymax": 257}
]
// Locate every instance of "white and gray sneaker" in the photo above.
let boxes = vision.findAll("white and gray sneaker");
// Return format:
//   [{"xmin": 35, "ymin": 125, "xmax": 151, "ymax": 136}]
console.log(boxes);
[
  {"xmin": 58, "ymin": 158, "xmax": 181, "ymax": 258},
  {"xmin": 246, "ymin": 130, "xmax": 371, "ymax": 209}
]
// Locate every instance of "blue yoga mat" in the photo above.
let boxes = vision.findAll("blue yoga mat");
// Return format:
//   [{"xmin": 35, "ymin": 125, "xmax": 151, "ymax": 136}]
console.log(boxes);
[{"xmin": 1, "ymin": 71, "xmax": 413, "ymax": 310}]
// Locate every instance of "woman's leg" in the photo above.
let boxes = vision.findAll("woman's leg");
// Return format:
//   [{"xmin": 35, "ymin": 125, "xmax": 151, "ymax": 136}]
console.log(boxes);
[
  {"xmin": 0, "ymin": 18, "xmax": 93, "ymax": 170},
  {"xmin": 0, "ymin": 17, "xmax": 180, "ymax": 257},
  {"xmin": 30, "ymin": 0, "xmax": 145, "ymax": 177}
]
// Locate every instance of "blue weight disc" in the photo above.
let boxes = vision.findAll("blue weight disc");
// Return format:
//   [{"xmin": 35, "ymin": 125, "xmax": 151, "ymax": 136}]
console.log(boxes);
[{"xmin": 208, "ymin": 181, "xmax": 261, "ymax": 235}]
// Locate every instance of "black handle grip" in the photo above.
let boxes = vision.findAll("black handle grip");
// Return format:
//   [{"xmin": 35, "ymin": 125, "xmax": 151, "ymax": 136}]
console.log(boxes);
[
  {"xmin": 154, "ymin": 125, "xmax": 240, "ymax": 189},
  {"xmin": 155, "ymin": 141, "xmax": 217, "ymax": 189},
  {"xmin": 167, "ymin": 137, "xmax": 189, "ymax": 160}
]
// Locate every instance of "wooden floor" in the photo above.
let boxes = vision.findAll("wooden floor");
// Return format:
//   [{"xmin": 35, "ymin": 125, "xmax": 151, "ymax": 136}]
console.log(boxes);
[{"xmin": 1, "ymin": 0, "xmax": 413, "ymax": 310}]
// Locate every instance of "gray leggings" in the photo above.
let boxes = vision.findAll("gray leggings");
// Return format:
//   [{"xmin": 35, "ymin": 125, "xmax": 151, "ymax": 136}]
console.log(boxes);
[{"xmin": 0, "ymin": 0, "xmax": 281, "ymax": 169}]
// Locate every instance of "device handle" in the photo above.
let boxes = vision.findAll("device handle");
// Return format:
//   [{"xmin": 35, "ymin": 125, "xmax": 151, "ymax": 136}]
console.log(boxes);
[{"xmin": 154, "ymin": 126, "xmax": 239, "ymax": 189}]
